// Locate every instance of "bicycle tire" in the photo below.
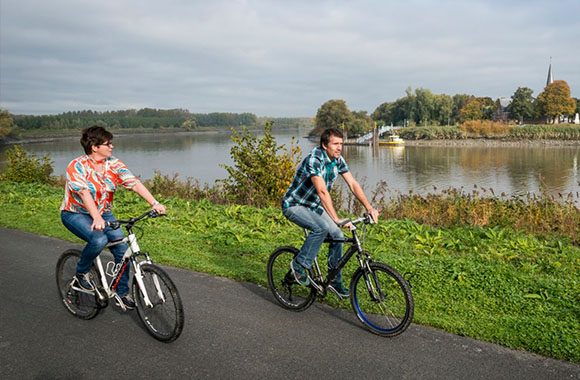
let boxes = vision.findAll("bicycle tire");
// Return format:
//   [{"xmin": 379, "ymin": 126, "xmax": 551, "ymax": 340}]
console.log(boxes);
[
  {"xmin": 266, "ymin": 246, "xmax": 316, "ymax": 312},
  {"xmin": 132, "ymin": 263, "xmax": 184, "ymax": 342},
  {"xmin": 350, "ymin": 261, "xmax": 414, "ymax": 337},
  {"xmin": 55, "ymin": 249, "xmax": 101, "ymax": 320}
]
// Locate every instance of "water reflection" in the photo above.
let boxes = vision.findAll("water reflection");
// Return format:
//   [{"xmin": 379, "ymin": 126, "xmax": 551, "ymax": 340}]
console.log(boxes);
[{"xmin": 1, "ymin": 130, "xmax": 579, "ymax": 201}]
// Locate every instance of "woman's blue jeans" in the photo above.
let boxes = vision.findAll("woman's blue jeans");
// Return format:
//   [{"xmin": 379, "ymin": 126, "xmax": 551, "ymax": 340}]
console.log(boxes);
[
  {"xmin": 282, "ymin": 205, "xmax": 344, "ymax": 285},
  {"xmin": 61, "ymin": 211, "xmax": 130, "ymax": 296}
]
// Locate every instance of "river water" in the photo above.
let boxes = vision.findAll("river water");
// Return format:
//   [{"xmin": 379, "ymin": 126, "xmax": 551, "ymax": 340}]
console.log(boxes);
[{"xmin": 2, "ymin": 127, "xmax": 580, "ymax": 202}]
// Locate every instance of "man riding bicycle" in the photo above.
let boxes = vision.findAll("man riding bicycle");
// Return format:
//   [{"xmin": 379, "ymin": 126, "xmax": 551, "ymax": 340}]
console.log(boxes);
[{"xmin": 281, "ymin": 127, "xmax": 379, "ymax": 297}]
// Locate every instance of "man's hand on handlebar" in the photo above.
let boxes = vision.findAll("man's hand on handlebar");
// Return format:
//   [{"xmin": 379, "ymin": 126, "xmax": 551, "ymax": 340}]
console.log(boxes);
[
  {"xmin": 367, "ymin": 208, "xmax": 380, "ymax": 224},
  {"xmin": 337, "ymin": 218, "xmax": 354, "ymax": 231}
]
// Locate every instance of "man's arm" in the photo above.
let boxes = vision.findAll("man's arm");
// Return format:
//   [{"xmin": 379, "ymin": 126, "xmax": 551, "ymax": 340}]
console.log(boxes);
[
  {"xmin": 311, "ymin": 176, "xmax": 342, "ymax": 224},
  {"xmin": 341, "ymin": 172, "xmax": 380, "ymax": 223}
]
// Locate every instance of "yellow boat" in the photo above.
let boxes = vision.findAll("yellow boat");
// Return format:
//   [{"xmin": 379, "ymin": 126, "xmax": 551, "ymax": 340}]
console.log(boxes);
[{"xmin": 379, "ymin": 134, "xmax": 405, "ymax": 146}]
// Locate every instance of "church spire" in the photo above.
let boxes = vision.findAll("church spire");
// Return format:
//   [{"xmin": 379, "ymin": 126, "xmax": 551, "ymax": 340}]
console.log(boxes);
[{"xmin": 546, "ymin": 57, "xmax": 553, "ymax": 86}]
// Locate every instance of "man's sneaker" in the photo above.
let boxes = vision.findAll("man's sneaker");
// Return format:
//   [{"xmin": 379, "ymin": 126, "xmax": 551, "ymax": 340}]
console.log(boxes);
[
  {"xmin": 329, "ymin": 282, "xmax": 349, "ymax": 298},
  {"xmin": 290, "ymin": 258, "xmax": 310, "ymax": 286},
  {"xmin": 74, "ymin": 273, "xmax": 95, "ymax": 291},
  {"xmin": 115, "ymin": 295, "xmax": 136, "ymax": 310}
]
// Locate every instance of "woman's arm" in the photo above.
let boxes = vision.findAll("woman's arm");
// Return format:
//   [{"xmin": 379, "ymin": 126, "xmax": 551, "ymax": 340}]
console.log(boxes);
[
  {"xmin": 78, "ymin": 189, "xmax": 106, "ymax": 231},
  {"xmin": 131, "ymin": 182, "xmax": 166, "ymax": 214}
]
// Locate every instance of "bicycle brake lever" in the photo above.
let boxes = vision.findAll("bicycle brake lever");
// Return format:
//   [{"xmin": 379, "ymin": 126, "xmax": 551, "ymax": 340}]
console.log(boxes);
[{"xmin": 106, "ymin": 221, "xmax": 121, "ymax": 230}]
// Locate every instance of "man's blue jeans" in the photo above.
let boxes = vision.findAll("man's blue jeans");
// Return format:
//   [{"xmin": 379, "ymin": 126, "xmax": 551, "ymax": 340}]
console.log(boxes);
[
  {"xmin": 61, "ymin": 211, "xmax": 131, "ymax": 296},
  {"xmin": 282, "ymin": 205, "xmax": 344, "ymax": 285}
]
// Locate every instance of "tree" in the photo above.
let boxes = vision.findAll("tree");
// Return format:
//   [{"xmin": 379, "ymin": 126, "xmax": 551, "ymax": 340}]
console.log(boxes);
[
  {"xmin": 404, "ymin": 86, "xmax": 416, "ymax": 125},
  {"xmin": 372, "ymin": 102, "xmax": 394, "ymax": 125},
  {"xmin": 535, "ymin": 80, "xmax": 577, "ymax": 123},
  {"xmin": 0, "ymin": 110, "xmax": 16, "ymax": 139},
  {"xmin": 509, "ymin": 87, "xmax": 535, "ymax": 124},
  {"xmin": 480, "ymin": 97, "xmax": 496, "ymax": 120},
  {"xmin": 433, "ymin": 94, "xmax": 453, "ymax": 126},
  {"xmin": 459, "ymin": 97, "xmax": 483, "ymax": 122},
  {"xmin": 414, "ymin": 88, "xmax": 435, "ymax": 125},
  {"xmin": 452, "ymin": 94, "xmax": 472, "ymax": 124},
  {"xmin": 313, "ymin": 99, "xmax": 353, "ymax": 135},
  {"xmin": 350, "ymin": 110, "xmax": 372, "ymax": 136}
]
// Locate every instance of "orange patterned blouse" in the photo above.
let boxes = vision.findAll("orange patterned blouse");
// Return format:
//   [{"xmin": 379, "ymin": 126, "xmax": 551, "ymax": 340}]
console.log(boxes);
[{"xmin": 60, "ymin": 155, "xmax": 140, "ymax": 214}]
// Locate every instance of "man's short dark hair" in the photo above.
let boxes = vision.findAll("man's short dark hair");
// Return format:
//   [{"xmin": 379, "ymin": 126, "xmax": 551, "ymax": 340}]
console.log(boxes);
[
  {"xmin": 320, "ymin": 127, "xmax": 344, "ymax": 147},
  {"xmin": 80, "ymin": 126, "xmax": 113, "ymax": 155}
]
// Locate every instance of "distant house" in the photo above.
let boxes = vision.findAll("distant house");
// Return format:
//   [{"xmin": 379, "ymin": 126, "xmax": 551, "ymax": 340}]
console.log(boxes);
[{"xmin": 493, "ymin": 97, "xmax": 511, "ymax": 122}]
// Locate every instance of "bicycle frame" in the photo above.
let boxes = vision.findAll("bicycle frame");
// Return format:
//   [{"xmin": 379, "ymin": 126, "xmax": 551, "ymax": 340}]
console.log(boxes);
[
  {"xmin": 307, "ymin": 215, "xmax": 378, "ymax": 296},
  {"xmin": 81, "ymin": 221, "xmax": 163, "ymax": 310}
]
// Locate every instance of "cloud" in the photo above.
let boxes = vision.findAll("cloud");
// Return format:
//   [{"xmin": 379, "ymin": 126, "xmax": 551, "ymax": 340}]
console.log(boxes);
[{"xmin": 1, "ymin": 0, "xmax": 578, "ymax": 116}]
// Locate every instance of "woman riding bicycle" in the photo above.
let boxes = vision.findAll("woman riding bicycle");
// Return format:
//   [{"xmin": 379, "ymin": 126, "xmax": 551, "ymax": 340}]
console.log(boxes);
[{"xmin": 60, "ymin": 126, "xmax": 165, "ymax": 309}]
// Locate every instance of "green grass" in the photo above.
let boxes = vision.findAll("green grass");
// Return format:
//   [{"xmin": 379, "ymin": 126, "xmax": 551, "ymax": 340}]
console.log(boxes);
[{"xmin": 1, "ymin": 181, "xmax": 579, "ymax": 362}]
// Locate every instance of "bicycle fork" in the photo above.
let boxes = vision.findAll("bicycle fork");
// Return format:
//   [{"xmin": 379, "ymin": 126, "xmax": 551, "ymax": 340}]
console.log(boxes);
[{"xmin": 358, "ymin": 256, "xmax": 385, "ymax": 303}]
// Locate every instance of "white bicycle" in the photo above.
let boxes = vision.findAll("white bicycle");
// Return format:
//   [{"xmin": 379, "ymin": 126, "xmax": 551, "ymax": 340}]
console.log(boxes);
[{"xmin": 55, "ymin": 210, "xmax": 184, "ymax": 342}]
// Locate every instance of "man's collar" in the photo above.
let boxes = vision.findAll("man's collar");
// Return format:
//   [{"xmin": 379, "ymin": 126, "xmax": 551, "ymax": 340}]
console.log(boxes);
[{"xmin": 316, "ymin": 146, "xmax": 334, "ymax": 165}]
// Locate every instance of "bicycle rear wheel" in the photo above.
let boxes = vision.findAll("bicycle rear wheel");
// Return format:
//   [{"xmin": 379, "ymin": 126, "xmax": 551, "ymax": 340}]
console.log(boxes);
[
  {"xmin": 266, "ymin": 246, "xmax": 316, "ymax": 311},
  {"xmin": 55, "ymin": 249, "xmax": 100, "ymax": 320},
  {"xmin": 132, "ymin": 263, "xmax": 184, "ymax": 342},
  {"xmin": 350, "ymin": 261, "xmax": 414, "ymax": 337}
]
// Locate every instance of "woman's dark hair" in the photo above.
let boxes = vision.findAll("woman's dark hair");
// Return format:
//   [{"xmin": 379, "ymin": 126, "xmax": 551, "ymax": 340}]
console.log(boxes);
[
  {"xmin": 80, "ymin": 126, "xmax": 113, "ymax": 155},
  {"xmin": 320, "ymin": 127, "xmax": 344, "ymax": 147}
]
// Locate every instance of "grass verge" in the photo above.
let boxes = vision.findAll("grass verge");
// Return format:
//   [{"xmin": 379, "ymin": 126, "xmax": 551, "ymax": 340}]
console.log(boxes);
[{"xmin": 0, "ymin": 181, "xmax": 578, "ymax": 362}]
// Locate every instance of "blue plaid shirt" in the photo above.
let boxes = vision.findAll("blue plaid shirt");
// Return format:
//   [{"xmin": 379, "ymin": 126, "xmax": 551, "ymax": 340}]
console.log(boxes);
[{"xmin": 282, "ymin": 145, "xmax": 349, "ymax": 214}]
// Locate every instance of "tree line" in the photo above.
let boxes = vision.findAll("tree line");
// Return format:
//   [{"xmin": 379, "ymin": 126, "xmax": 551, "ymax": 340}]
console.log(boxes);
[
  {"xmin": 314, "ymin": 80, "xmax": 579, "ymax": 137},
  {"xmin": 7, "ymin": 108, "xmax": 259, "ymax": 131}
]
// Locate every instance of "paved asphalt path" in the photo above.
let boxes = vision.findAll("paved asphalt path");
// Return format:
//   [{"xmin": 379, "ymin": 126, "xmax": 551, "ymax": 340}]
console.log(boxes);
[{"xmin": 1, "ymin": 226, "xmax": 579, "ymax": 380}]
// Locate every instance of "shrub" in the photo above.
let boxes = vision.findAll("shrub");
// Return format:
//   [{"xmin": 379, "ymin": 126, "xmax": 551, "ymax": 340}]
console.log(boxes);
[
  {"xmin": 460, "ymin": 120, "xmax": 510, "ymax": 137},
  {"xmin": 144, "ymin": 171, "xmax": 228, "ymax": 204},
  {"xmin": 0, "ymin": 145, "xmax": 54, "ymax": 183},
  {"xmin": 219, "ymin": 122, "xmax": 301, "ymax": 208}
]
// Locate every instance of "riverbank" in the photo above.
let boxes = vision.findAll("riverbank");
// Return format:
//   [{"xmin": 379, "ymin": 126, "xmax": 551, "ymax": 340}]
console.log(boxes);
[
  {"xmin": 401, "ymin": 138, "xmax": 580, "ymax": 147},
  {"xmin": 6, "ymin": 128, "xmax": 580, "ymax": 147},
  {"xmin": 0, "ymin": 125, "xmax": 301, "ymax": 145},
  {"xmin": 0, "ymin": 180, "xmax": 578, "ymax": 363}
]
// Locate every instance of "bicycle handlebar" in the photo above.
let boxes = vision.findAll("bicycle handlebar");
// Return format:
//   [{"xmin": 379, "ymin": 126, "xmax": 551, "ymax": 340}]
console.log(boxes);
[
  {"xmin": 106, "ymin": 210, "xmax": 163, "ymax": 230},
  {"xmin": 337, "ymin": 213, "xmax": 374, "ymax": 228}
]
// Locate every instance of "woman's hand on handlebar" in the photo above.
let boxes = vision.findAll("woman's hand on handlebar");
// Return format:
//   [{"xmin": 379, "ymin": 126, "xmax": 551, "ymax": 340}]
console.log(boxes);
[
  {"xmin": 151, "ymin": 202, "xmax": 166, "ymax": 215},
  {"xmin": 91, "ymin": 215, "xmax": 106, "ymax": 231}
]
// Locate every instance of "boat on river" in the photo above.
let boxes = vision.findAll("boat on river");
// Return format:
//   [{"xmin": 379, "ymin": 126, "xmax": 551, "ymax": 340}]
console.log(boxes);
[{"xmin": 380, "ymin": 134, "xmax": 404, "ymax": 146}]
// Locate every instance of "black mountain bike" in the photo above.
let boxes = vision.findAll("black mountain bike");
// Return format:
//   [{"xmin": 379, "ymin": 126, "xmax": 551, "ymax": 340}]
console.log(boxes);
[
  {"xmin": 267, "ymin": 214, "xmax": 414, "ymax": 337},
  {"xmin": 56, "ymin": 210, "xmax": 184, "ymax": 342}
]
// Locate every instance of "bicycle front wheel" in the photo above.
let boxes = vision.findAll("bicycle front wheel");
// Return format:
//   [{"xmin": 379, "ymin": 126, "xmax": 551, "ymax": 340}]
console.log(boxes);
[
  {"xmin": 55, "ymin": 249, "xmax": 100, "ymax": 320},
  {"xmin": 132, "ymin": 263, "xmax": 184, "ymax": 342},
  {"xmin": 266, "ymin": 246, "xmax": 316, "ymax": 311},
  {"xmin": 350, "ymin": 262, "xmax": 414, "ymax": 337}
]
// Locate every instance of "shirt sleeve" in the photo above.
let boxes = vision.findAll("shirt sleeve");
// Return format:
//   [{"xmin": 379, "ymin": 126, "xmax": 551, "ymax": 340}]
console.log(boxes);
[
  {"xmin": 66, "ymin": 159, "xmax": 90, "ymax": 193},
  {"xmin": 337, "ymin": 156, "xmax": 350, "ymax": 174},
  {"xmin": 110, "ymin": 158, "xmax": 141, "ymax": 189},
  {"xmin": 305, "ymin": 152, "xmax": 323, "ymax": 178}
]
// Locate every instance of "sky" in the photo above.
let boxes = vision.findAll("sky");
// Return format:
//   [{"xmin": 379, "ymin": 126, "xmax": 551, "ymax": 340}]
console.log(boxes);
[{"xmin": 1, "ymin": 0, "xmax": 578, "ymax": 117}]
